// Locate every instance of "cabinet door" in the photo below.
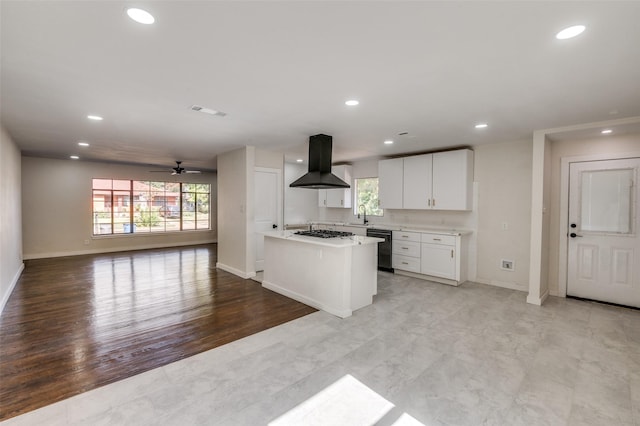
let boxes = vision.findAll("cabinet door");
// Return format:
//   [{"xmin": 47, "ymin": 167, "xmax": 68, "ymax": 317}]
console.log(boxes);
[
  {"xmin": 318, "ymin": 189, "xmax": 327, "ymax": 207},
  {"xmin": 325, "ymin": 165, "xmax": 352, "ymax": 208},
  {"xmin": 403, "ymin": 154, "xmax": 432, "ymax": 210},
  {"xmin": 326, "ymin": 189, "xmax": 345, "ymax": 208},
  {"xmin": 421, "ymin": 243, "xmax": 456, "ymax": 279},
  {"xmin": 378, "ymin": 158, "xmax": 403, "ymax": 209},
  {"xmin": 432, "ymin": 150, "xmax": 473, "ymax": 210}
]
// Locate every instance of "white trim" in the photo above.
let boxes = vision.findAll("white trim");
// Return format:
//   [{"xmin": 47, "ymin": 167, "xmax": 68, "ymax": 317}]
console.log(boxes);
[
  {"xmin": 262, "ymin": 280, "xmax": 352, "ymax": 318},
  {"xmin": 1, "ymin": 263, "xmax": 24, "ymax": 313},
  {"xmin": 539, "ymin": 115, "xmax": 640, "ymax": 135},
  {"xmin": 557, "ymin": 151, "xmax": 640, "ymax": 297},
  {"xmin": 527, "ymin": 132, "xmax": 547, "ymax": 305},
  {"xmin": 474, "ymin": 277, "xmax": 528, "ymax": 292},
  {"xmin": 216, "ymin": 262, "xmax": 256, "ymax": 279},
  {"xmin": 526, "ymin": 288, "xmax": 549, "ymax": 306},
  {"xmin": 393, "ymin": 269, "xmax": 461, "ymax": 287},
  {"xmin": 23, "ymin": 239, "xmax": 217, "ymax": 260}
]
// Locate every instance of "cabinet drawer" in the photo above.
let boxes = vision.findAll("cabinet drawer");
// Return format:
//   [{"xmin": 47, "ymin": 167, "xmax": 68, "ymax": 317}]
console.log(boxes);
[
  {"xmin": 393, "ymin": 255, "xmax": 421, "ymax": 273},
  {"xmin": 392, "ymin": 241, "xmax": 420, "ymax": 257},
  {"xmin": 421, "ymin": 233, "xmax": 456, "ymax": 246},
  {"xmin": 393, "ymin": 231, "xmax": 421, "ymax": 242}
]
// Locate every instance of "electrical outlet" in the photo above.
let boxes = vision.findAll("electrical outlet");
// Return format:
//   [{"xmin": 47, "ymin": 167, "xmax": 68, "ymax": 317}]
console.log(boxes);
[
  {"xmin": 501, "ymin": 222, "xmax": 508, "ymax": 230},
  {"xmin": 501, "ymin": 259, "xmax": 514, "ymax": 271},
  {"xmin": 83, "ymin": 239, "xmax": 90, "ymax": 245}
]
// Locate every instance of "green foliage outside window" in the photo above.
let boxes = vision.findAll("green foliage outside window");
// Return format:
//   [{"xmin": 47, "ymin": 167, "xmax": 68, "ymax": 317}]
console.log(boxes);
[{"xmin": 354, "ymin": 178, "xmax": 383, "ymax": 217}]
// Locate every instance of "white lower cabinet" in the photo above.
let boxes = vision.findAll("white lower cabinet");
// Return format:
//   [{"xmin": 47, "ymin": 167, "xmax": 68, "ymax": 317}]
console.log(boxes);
[
  {"xmin": 393, "ymin": 230, "xmax": 468, "ymax": 285},
  {"xmin": 421, "ymin": 243, "xmax": 455, "ymax": 280}
]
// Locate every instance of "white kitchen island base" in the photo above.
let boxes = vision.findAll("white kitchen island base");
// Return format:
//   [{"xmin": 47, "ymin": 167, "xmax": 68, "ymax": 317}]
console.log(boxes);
[{"xmin": 262, "ymin": 232, "xmax": 381, "ymax": 318}]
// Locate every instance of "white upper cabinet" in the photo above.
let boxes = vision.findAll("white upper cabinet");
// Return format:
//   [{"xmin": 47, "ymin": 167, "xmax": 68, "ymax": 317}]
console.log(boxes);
[
  {"xmin": 403, "ymin": 154, "xmax": 433, "ymax": 210},
  {"xmin": 319, "ymin": 165, "xmax": 352, "ymax": 208},
  {"xmin": 378, "ymin": 158, "xmax": 404, "ymax": 209},
  {"xmin": 378, "ymin": 149, "xmax": 474, "ymax": 211},
  {"xmin": 432, "ymin": 150, "xmax": 474, "ymax": 210}
]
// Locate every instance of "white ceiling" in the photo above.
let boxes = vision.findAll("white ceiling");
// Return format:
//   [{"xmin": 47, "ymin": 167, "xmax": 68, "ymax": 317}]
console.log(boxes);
[{"xmin": 2, "ymin": 1, "xmax": 640, "ymax": 171}]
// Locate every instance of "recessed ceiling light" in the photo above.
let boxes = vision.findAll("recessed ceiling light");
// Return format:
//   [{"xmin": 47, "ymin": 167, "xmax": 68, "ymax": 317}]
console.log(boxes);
[
  {"xmin": 345, "ymin": 100, "xmax": 359, "ymax": 106},
  {"xmin": 78, "ymin": 142, "xmax": 90, "ymax": 147},
  {"xmin": 475, "ymin": 123, "xmax": 488, "ymax": 129},
  {"xmin": 556, "ymin": 25, "xmax": 586, "ymax": 40},
  {"xmin": 127, "ymin": 8, "xmax": 155, "ymax": 25},
  {"xmin": 190, "ymin": 105, "xmax": 227, "ymax": 117},
  {"xmin": 70, "ymin": 155, "xmax": 79, "ymax": 160},
  {"xmin": 384, "ymin": 140, "xmax": 394, "ymax": 145},
  {"xmin": 296, "ymin": 158, "xmax": 303, "ymax": 163},
  {"xmin": 87, "ymin": 115, "xmax": 103, "ymax": 121},
  {"xmin": 601, "ymin": 129, "xmax": 613, "ymax": 134}
]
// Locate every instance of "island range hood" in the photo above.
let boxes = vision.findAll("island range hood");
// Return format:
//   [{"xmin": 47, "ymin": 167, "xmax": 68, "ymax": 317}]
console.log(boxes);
[{"xmin": 289, "ymin": 134, "xmax": 350, "ymax": 189}]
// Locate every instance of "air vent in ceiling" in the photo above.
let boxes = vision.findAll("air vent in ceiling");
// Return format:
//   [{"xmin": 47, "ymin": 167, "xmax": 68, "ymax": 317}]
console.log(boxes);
[{"xmin": 190, "ymin": 105, "xmax": 227, "ymax": 117}]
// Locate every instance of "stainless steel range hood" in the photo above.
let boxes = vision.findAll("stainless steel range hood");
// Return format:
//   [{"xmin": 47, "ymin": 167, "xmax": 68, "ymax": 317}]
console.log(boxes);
[{"xmin": 289, "ymin": 134, "xmax": 350, "ymax": 189}]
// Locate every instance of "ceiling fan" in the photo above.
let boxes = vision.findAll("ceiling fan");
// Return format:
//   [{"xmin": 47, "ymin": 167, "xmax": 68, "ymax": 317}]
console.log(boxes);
[{"xmin": 149, "ymin": 161, "xmax": 202, "ymax": 175}]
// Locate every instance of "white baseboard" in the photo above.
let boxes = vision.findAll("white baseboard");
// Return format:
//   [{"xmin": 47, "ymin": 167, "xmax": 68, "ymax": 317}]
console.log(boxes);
[
  {"xmin": 23, "ymin": 239, "xmax": 217, "ymax": 260},
  {"xmin": 262, "ymin": 280, "xmax": 351, "ymax": 318},
  {"xmin": 215, "ymin": 262, "xmax": 256, "ymax": 280},
  {"xmin": 474, "ymin": 277, "xmax": 528, "ymax": 292},
  {"xmin": 526, "ymin": 288, "xmax": 550, "ymax": 306},
  {"xmin": 1, "ymin": 262, "xmax": 24, "ymax": 313}
]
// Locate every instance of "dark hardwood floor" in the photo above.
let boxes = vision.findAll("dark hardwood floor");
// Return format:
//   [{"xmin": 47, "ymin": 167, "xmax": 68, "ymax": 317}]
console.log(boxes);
[{"xmin": 0, "ymin": 244, "xmax": 316, "ymax": 420}]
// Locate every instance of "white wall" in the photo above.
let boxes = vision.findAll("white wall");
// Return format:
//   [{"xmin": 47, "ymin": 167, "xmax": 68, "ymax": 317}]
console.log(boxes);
[
  {"xmin": 547, "ymin": 133, "xmax": 640, "ymax": 296},
  {"xmin": 475, "ymin": 140, "xmax": 533, "ymax": 291},
  {"xmin": 21, "ymin": 156, "xmax": 217, "ymax": 259},
  {"xmin": 216, "ymin": 147, "xmax": 252, "ymax": 277},
  {"xmin": 0, "ymin": 127, "xmax": 24, "ymax": 312}
]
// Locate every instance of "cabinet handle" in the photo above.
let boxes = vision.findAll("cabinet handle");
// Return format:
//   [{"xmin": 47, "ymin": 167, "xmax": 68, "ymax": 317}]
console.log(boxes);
[
  {"xmin": 433, "ymin": 238, "xmax": 441, "ymax": 241},
  {"xmin": 402, "ymin": 235, "xmax": 408, "ymax": 238},
  {"xmin": 402, "ymin": 262, "xmax": 409, "ymax": 265},
  {"xmin": 402, "ymin": 247, "xmax": 408, "ymax": 250},
  {"xmin": 340, "ymin": 200, "xmax": 343, "ymax": 206},
  {"xmin": 428, "ymin": 199, "xmax": 431, "ymax": 207},
  {"xmin": 433, "ymin": 199, "xmax": 436, "ymax": 207},
  {"xmin": 451, "ymin": 250, "xmax": 454, "ymax": 258}
]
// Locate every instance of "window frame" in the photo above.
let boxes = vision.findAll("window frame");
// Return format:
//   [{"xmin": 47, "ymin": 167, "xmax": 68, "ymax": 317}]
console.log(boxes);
[{"xmin": 92, "ymin": 179, "xmax": 211, "ymax": 236}]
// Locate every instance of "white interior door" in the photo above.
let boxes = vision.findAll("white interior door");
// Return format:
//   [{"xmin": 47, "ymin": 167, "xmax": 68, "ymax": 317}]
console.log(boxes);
[
  {"xmin": 255, "ymin": 168, "xmax": 281, "ymax": 272},
  {"xmin": 567, "ymin": 158, "xmax": 640, "ymax": 307}
]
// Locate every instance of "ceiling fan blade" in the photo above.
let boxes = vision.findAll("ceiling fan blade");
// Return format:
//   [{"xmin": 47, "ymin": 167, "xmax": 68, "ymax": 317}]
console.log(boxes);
[{"xmin": 185, "ymin": 170, "xmax": 202, "ymax": 174}]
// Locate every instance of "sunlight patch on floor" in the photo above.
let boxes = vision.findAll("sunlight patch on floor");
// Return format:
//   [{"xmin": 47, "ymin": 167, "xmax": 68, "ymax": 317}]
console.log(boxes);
[
  {"xmin": 269, "ymin": 374, "xmax": 394, "ymax": 426},
  {"xmin": 269, "ymin": 374, "xmax": 426, "ymax": 426}
]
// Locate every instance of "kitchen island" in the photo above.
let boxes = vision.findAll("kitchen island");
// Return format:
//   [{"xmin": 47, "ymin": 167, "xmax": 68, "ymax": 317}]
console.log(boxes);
[{"xmin": 262, "ymin": 231, "xmax": 383, "ymax": 318}]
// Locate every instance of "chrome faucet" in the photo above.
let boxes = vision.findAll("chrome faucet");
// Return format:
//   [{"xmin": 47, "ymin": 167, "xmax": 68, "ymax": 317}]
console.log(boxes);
[{"xmin": 358, "ymin": 204, "xmax": 368, "ymax": 225}]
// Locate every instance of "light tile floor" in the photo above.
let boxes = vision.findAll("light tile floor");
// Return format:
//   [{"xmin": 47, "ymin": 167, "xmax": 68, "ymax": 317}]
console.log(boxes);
[{"xmin": 3, "ymin": 273, "xmax": 639, "ymax": 426}]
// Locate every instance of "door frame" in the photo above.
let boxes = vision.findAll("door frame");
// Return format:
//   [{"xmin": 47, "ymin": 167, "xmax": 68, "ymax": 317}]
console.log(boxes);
[{"xmin": 557, "ymin": 151, "xmax": 640, "ymax": 297}]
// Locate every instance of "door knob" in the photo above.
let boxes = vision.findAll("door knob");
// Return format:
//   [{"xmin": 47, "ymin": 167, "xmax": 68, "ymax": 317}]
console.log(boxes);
[
  {"xmin": 272, "ymin": 224, "xmax": 277, "ymax": 229},
  {"xmin": 569, "ymin": 233, "xmax": 582, "ymax": 238},
  {"xmin": 570, "ymin": 223, "xmax": 577, "ymax": 228}
]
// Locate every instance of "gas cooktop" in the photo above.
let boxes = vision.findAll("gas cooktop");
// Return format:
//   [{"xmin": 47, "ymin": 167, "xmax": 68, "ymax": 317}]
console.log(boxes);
[{"xmin": 294, "ymin": 230, "xmax": 355, "ymax": 239}]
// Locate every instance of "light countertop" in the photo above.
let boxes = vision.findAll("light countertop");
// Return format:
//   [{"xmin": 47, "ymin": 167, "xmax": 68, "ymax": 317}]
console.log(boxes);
[
  {"xmin": 309, "ymin": 221, "xmax": 473, "ymax": 236},
  {"xmin": 263, "ymin": 230, "xmax": 384, "ymax": 248}
]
